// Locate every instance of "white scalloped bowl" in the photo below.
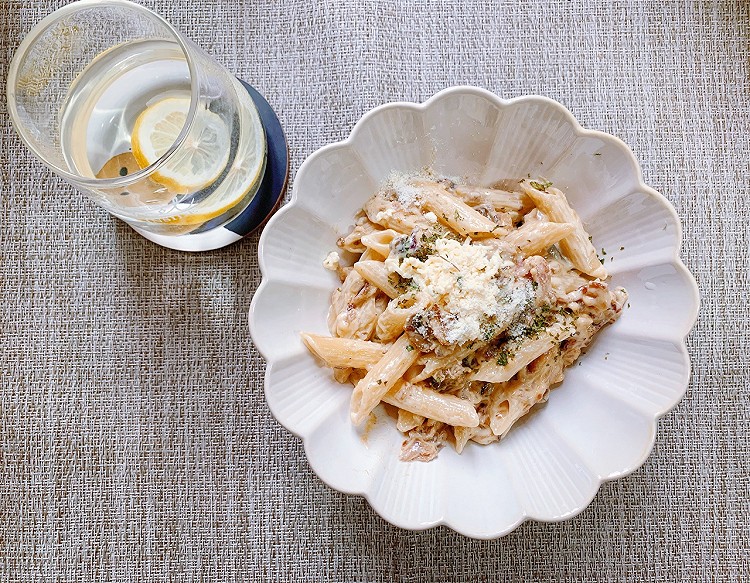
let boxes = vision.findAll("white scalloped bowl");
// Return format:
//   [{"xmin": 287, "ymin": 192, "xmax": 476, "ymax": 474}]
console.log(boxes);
[{"xmin": 249, "ymin": 87, "xmax": 699, "ymax": 538}]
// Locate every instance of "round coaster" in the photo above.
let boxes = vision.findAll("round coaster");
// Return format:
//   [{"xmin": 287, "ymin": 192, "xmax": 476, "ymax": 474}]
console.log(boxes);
[{"xmin": 133, "ymin": 80, "xmax": 289, "ymax": 252}]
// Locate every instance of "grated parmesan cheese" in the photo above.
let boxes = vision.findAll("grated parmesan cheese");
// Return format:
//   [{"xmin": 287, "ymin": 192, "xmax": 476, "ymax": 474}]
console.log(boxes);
[
  {"xmin": 386, "ymin": 172, "xmax": 424, "ymax": 206},
  {"xmin": 323, "ymin": 251, "xmax": 340, "ymax": 271},
  {"xmin": 375, "ymin": 208, "xmax": 395, "ymax": 222},
  {"xmin": 386, "ymin": 237, "xmax": 534, "ymax": 345}
]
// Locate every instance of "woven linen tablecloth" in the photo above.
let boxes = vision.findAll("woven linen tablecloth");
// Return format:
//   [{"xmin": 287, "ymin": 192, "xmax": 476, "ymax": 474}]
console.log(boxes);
[{"xmin": 1, "ymin": 1, "xmax": 748, "ymax": 581}]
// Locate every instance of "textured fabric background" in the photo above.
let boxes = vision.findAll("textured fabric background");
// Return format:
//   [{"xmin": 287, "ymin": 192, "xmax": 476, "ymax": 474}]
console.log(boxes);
[{"xmin": 1, "ymin": 1, "xmax": 748, "ymax": 581}]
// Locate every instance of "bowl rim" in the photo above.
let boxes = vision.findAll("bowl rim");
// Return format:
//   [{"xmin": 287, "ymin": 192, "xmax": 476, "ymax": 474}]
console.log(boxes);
[{"xmin": 249, "ymin": 85, "xmax": 700, "ymax": 538}]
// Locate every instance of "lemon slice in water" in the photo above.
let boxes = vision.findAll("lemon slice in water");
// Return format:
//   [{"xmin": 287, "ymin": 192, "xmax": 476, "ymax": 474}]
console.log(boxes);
[
  {"xmin": 132, "ymin": 96, "xmax": 230, "ymax": 195},
  {"xmin": 131, "ymin": 92, "xmax": 266, "ymax": 227}
]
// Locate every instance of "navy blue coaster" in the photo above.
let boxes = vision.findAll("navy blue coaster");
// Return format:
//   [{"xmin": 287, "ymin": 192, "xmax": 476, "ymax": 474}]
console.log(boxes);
[
  {"xmin": 227, "ymin": 80, "xmax": 289, "ymax": 237},
  {"xmin": 134, "ymin": 80, "xmax": 288, "ymax": 251}
]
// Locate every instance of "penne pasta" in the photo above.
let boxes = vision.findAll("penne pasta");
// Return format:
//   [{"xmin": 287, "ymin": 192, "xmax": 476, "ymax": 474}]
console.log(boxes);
[
  {"xmin": 359, "ymin": 248, "xmax": 381, "ymax": 262},
  {"xmin": 468, "ymin": 424, "xmax": 499, "ymax": 445},
  {"xmin": 361, "ymin": 229, "xmax": 401, "ymax": 258},
  {"xmin": 384, "ymin": 381, "xmax": 480, "ymax": 428},
  {"xmin": 471, "ymin": 321, "xmax": 575, "ymax": 383},
  {"xmin": 350, "ymin": 334, "xmax": 420, "ymax": 425},
  {"xmin": 364, "ymin": 191, "xmax": 427, "ymax": 233},
  {"xmin": 503, "ymin": 220, "xmax": 575, "ymax": 256},
  {"xmin": 454, "ymin": 185, "xmax": 533, "ymax": 213},
  {"xmin": 419, "ymin": 183, "xmax": 507, "ymax": 238},
  {"xmin": 354, "ymin": 260, "xmax": 401, "ymax": 299},
  {"xmin": 397, "ymin": 409, "xmax": 425, "ymax": 432},
  {"xmin": 488, "ymin": 350, "xmax": 564, "ymax": 437},
  {"xmin": 412, "ymin": 344, "xmax": 476, "ymax": 383},
  {"xmin": 329, "ymin": 269, "xmax": 365, "ymax": 336},
  {"xmin": 453, "ymin": 426, "xmax": 476, "ymax": 453},
  {"xmin": 329, "ymin": 268, "xmax": 388, "ymax": 341},
  {"xmin": 338, "ymin": 218, "xmax": 380, "ymax": 253},
  {"xmin": 376, "ymin": 292, "xmax": 429, "ymax": 342},
  {"xmin": 522, "ymin": 183, "xmax": 607, "ymax": 278},
  {"xmin": 301, "ymin": 333, "xmax": 388, "ymax": 369},
  {"xmin": 303, "ymin": 172, "xmax": 627, "ymax": 461}
]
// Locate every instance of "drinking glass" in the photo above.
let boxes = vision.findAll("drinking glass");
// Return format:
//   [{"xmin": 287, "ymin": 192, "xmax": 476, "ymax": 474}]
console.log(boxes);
[{"xmin": 7, "ymin": 0, "xmax": 268, "ymax": 247}]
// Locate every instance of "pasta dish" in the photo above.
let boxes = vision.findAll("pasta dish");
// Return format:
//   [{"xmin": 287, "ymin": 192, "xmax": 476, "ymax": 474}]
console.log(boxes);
[{"xmin": 302, "ymin": 173, "xmax": 627, "ymax": 461}]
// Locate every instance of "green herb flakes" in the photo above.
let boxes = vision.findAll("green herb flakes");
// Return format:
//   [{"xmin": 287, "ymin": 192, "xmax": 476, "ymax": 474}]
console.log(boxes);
[{"xmin": 529, "ymin": 179, "xmax": 553, "ymax": 192}]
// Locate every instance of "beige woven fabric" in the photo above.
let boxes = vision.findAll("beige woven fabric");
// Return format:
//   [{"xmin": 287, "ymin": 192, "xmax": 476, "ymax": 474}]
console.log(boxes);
[{"xmin": 1, "ymin": 0, "xmax": 748, "ymax": 580}]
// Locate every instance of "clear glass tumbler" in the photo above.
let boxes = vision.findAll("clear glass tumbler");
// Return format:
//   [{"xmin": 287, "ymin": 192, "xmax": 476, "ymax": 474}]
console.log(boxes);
[{"xmin": 7, "ymin": 0, "xmax": 267, "ymax": 242}]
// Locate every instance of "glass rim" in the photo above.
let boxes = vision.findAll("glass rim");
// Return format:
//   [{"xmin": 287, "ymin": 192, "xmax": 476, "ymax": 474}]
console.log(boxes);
[{"xmin": 5, "ymin": 0, "xmax": 200, "ymax": 189}]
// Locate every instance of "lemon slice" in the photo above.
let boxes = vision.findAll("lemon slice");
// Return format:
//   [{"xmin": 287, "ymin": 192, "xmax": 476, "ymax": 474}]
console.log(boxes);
[
  {"xmin": 131, "ymin": 88, "xmax": 266, "ymax": 227},
  {"xmin": 132, "ymin": 96, "xmax": 230, "ymax": 194}
]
